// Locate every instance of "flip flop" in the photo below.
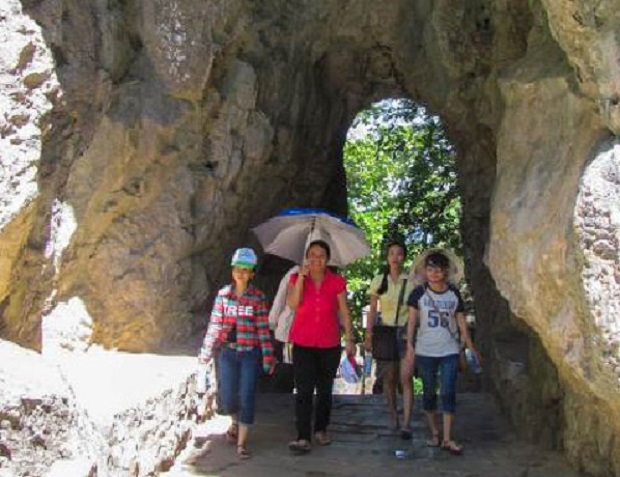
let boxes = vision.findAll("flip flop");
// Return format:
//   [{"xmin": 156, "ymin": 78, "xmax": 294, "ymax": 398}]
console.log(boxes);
[
  {"xmin": 237, "ymin": 445, "xmax": 251, "ymax": 460},
  {"xmin": 226, "ymin": 423, "xmax": 238, "ymax": 444},
  {"xmin": 426, "ymin": 433, "xmax": 440, "ymax": 447},
  {"xmin": 399, "ymin": 427, "xmax": 413, "ymax": 440},
  {"xmin": 441, "ymin": 440, "xmax": 464, "ymax": 455},
  {"xmin": 314, "ymin": 432, "xmax": 332, "ymax": 446},
  {"xmin": 288, "ymin": 439, "xmax": 311, "ymax": 453}
]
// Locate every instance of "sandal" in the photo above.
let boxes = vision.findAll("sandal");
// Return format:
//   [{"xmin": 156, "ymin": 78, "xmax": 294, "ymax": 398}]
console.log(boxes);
[
  {"xmin": 288, "ymin": 439, "xmax": 311, "ymax": 453},
  {"xmin": 426, "ymin": 433, "xmax": 440, "ymax": 447},
  {"xmin": 399, "ymin": 426, "xmax": 413, "ymax": 441},
  {"xmin": 226, "ymin": 422, "xmax": 238, "ymax": 443},
  {"xmin": 314, "ymin": 431, "xmax": 332, "ymax": 446},
  {"xmin": 441, "ymin": 440, "xmax": 463, "ymax": 455},
  {"xmin": 237, "ymin": 444, "xmax": 251, "ymax": 460}
]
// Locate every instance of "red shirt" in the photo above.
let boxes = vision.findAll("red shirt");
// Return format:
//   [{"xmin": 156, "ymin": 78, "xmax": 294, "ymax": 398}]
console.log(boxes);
[{"xmin": 288, "ymin": 269, "xmax": 346, "ymax": 348}]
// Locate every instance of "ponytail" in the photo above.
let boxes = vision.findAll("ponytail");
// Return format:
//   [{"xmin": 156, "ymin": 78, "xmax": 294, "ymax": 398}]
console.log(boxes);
[{"xmin": 376, "ymin": 266, "xmax": 389, "ymax": 295}]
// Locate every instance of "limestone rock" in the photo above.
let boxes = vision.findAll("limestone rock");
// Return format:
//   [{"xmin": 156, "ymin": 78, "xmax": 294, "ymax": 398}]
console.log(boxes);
[
  {"xmin": 2, "ymin": 0, "xmax": 620, "ymax": 475},
  {"xmin": 0, "ymin": 340, "xmax": 205, "ymax": 477},
  {"xmin": 0, "ymin": 340, "xmax": 99, "ymax": 477}
]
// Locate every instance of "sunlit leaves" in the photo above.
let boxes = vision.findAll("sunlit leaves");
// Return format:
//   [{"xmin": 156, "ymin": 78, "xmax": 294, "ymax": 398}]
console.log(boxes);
[{"xmin": 343, "ymin": 99, "xmax": 462, "ymax": 331}]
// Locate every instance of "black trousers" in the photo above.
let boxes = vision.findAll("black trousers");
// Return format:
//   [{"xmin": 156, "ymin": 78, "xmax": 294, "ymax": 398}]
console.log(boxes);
[{"xmin": 292, "ymin": 344, "xmax": 341, "ymax": 441}]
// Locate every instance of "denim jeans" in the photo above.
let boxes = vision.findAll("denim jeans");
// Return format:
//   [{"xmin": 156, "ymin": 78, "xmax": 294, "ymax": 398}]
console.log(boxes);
[
  {"xmin": 415, "ymin": 353, "xmax": 460, "ymax": 414},
  {"xmin": 218, "ymin": 346, "xmax": 261, "ymax": 425},
  {"xmin": 292, "ymin": 345, "xmax": 341, "ymax": 441}
]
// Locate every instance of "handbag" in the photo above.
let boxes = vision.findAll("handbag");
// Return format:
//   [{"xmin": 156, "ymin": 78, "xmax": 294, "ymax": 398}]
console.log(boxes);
[
  {"xmin": 371, "ymin": 278, "xmax": 408, "ymax": 361},
  {"xmin": 371, "ymin": 326, "xmax": 399, "ymax": 361},
  {"xmin": 271, "ymin": 362, "xmax": 295, "ymax": 393}
]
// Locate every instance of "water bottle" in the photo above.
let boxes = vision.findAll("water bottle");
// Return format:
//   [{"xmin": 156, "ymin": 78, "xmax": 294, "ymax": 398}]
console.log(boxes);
[
  {"xmin": 394, "ymin": 449, "xmax": 410, "ymax": 460},
  {"xmin": 196, "ymin": 362, "xmax": 211, "ymax": 394},
  {"xmin": 363, "ymin": 353, "xmax": 373, "ymax": 376},
  {"xmin": 465, "ymin": 349, "xmax": 482, "ymax": 374}
]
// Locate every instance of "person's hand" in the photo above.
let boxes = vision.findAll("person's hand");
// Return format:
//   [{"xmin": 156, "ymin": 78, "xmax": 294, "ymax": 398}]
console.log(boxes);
[
  {"xmin": 345, "ymin": 339, "xmax": 356, "ymax": 357},
  {"xmin": 364, "ymin": 332, "xmax": 372, "ymax": 352},
  {"xmin": 299, "ymin": 261, "xmax": 310, "ymax": 277},
  {"xmin": 264, "ymin": 361, "xmax": 277, "ymax": 376}
]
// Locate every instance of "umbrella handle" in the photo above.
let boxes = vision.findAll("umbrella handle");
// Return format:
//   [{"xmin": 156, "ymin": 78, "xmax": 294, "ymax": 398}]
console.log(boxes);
[{"xmin": 304, "ymin": 217, "xmax": 317, "ymax": 253}]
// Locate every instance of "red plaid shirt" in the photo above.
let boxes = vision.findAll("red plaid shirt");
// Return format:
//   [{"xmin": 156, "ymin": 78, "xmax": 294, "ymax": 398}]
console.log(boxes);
[{"xmin": 200, "ymin": 284, "xmax": 275, "ymax": 372}]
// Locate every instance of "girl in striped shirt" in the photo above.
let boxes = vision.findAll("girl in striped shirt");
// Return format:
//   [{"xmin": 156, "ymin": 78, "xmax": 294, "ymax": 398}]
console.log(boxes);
[{"xmin": 200, "ymin": 248, "xmax": 275, "ymax": 459}]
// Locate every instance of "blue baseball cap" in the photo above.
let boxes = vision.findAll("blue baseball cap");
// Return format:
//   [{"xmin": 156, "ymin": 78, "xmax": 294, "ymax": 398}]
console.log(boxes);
[{"xmin": 231, "ymin": 248, "xmax": 258, "ymax": 268}]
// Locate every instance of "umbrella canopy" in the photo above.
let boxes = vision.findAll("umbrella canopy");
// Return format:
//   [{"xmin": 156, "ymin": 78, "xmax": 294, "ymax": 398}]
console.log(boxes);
[{"xmin": 252, "ymin": 208, "xmax": 371, "ymax": 267}]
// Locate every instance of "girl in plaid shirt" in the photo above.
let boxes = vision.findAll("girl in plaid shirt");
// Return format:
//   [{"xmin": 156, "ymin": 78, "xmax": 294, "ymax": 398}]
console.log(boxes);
[{"xmin": 200, "ymin": 248, "xmax": 275, "ymax": 459}]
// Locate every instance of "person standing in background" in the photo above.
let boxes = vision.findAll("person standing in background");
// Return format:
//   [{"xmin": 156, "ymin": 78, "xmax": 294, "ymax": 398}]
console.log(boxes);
[{"xmin": 364, "ymin": 240, "xmax": 415, "ymax": 439}]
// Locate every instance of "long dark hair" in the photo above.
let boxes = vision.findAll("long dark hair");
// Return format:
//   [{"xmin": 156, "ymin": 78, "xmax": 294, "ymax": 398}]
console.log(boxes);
[{"xmin": 377, "ymin": 240, "xmax": 407, "ymax": 295}]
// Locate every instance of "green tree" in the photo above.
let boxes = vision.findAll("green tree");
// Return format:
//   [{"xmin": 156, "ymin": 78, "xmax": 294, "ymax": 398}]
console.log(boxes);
[{"xmin": 344, "ymin": 99, "xmax": 462, "ymax": 334}]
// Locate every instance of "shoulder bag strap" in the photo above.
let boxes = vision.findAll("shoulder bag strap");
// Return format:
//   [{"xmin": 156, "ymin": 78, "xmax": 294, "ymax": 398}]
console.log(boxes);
[
  {"xmin": 424, "ymin": 289, "xmax": 460, "ymax": 343},
  {"xmin": 394, "ymin": 279, "xmax": 408, "ymax": 327}
]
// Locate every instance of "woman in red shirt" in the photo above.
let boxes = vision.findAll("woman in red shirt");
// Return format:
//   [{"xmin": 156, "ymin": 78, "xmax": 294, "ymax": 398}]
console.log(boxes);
[{"xmin": 286, "ymin": 240, "xmax": 356, "ymax": 453}]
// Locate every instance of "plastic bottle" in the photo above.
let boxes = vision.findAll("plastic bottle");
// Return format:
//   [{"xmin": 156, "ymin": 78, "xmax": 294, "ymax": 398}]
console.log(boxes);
[
  {"xmin": 363, "ymin": 353, "xmax": 373, "ymax": 376},
  {"xmin": 465, "ymin": 348, "xmax": 482, "ymax": 374},
  {"xmin": 394, "ymin": 449, "xmax": 410, "ymax": 459},
  {"xmin": 196, "ymin": 362, "xmax": 211, "ymax": 394}
]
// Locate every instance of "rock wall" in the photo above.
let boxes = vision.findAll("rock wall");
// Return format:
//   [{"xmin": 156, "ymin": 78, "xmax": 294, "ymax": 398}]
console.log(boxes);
[
  {"xmin": 0, "ymin": 340, "xmax": 99, "ymax": 477},
  {"xmin": 1, "ymin": 0, "xmax": 620, "ymax": 474},
  {"xmin": 0, "ymin": 339, "xmax": 204, "ymax": 477}
]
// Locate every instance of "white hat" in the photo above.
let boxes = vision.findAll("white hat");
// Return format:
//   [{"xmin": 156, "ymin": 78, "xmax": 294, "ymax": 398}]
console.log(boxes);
[
  {"xmin": 409, "ymin": 248, "xmax": 464, "ymax": 285},
  {"xmin": 231, "ymin": 248, "xmax": 258, "ymax": 268}
]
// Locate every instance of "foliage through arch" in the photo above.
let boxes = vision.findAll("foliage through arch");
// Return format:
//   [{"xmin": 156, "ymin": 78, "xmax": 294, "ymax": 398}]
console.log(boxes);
[{"xmin": 343, "ymin": 99, "xmax": 462, "ymax": 335}]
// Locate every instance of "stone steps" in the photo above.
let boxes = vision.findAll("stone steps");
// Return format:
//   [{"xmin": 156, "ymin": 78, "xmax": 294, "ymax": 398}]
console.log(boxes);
[{"xmin": 172, "ymin": 392, "xmax": 583, "ymax": 477}]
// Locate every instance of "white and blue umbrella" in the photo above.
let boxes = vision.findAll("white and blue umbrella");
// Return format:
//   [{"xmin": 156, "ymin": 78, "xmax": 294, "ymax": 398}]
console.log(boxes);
[{"xmin": 252, "ymin": 208, "xmax": 371, "ymax": 267}]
